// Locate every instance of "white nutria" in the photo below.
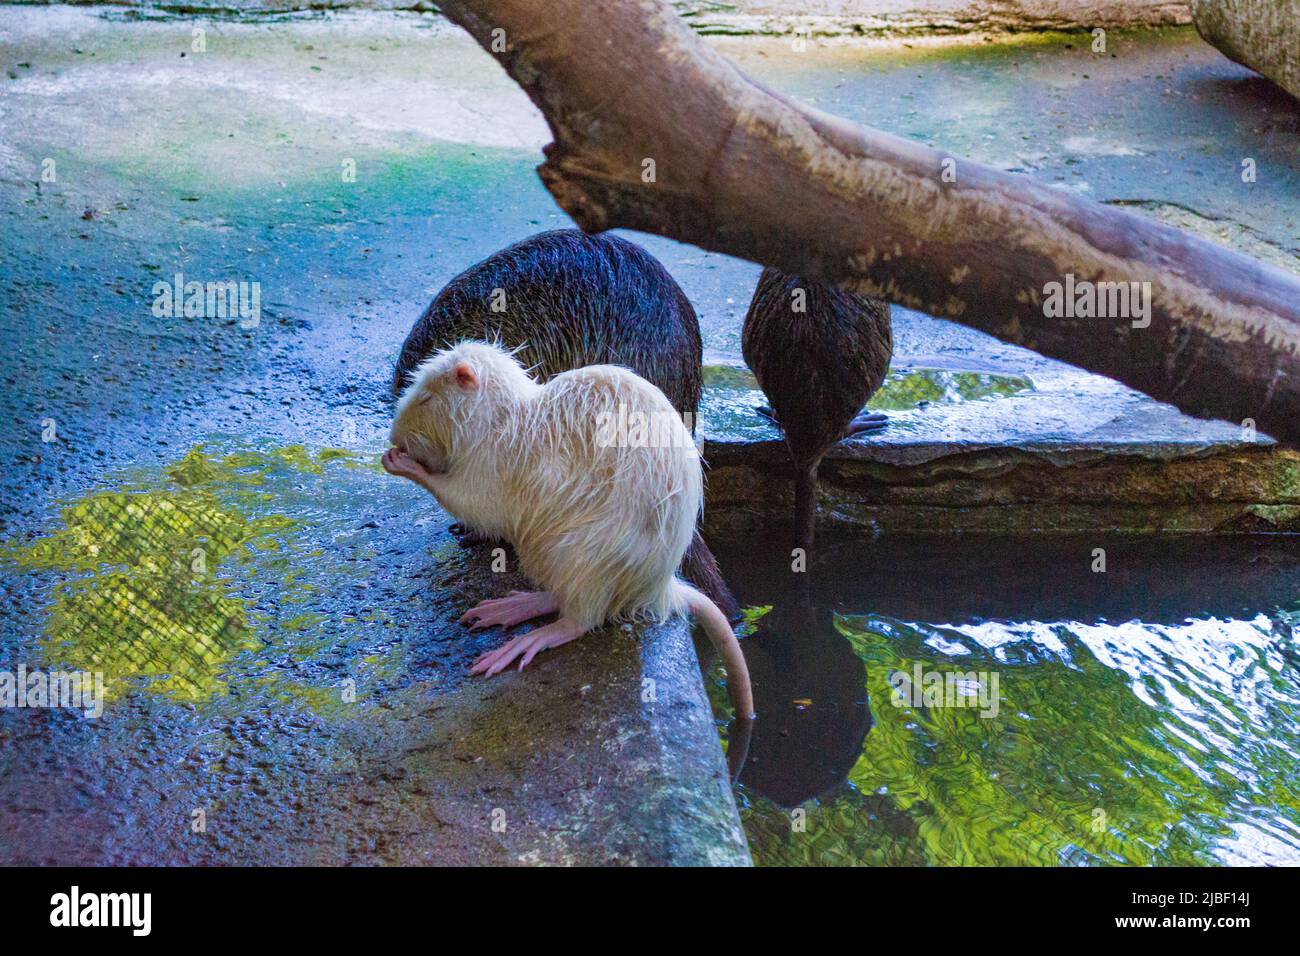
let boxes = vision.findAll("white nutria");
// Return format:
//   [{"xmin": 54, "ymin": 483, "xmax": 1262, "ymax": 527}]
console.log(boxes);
[{"xmin": 383, "ymin": 340, "xmax": 754, "ymax": 719}]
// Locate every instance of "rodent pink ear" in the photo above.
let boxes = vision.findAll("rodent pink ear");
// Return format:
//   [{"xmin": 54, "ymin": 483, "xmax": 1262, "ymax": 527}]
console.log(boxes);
[{"xmin": 452, "ymin": 361, "xmax": 479, "ymax": 391}]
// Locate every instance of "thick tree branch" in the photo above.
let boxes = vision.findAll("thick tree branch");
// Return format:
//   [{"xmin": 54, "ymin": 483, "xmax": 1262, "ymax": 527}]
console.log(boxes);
[{"xmin": 441, "ymin": 0, "xmax": 1300, "ymax": 444}]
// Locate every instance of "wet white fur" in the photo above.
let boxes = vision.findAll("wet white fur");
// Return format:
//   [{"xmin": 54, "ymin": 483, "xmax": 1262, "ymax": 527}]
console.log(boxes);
[{"xmin": 391, "ymin": 341, "xmax": 700, "ymax": 630}]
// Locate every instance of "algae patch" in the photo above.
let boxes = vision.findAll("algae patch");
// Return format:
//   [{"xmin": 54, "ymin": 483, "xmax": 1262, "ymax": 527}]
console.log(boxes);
[{"xmin": 2, "ymin": 443, "xmax": 375, "ymax": 704}]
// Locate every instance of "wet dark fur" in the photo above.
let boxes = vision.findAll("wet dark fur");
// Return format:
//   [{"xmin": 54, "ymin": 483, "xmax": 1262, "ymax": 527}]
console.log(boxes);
[
  {"xmin": 393, "ymin": 230, "xmax": 701, "ymax": 417},
  {"xmin": 742, "ymin": 268, "xmax": 893, "ymax": 549},
  {"xmin": 393, "ymin": 229, "xmax": 736, "ymax": 618}
]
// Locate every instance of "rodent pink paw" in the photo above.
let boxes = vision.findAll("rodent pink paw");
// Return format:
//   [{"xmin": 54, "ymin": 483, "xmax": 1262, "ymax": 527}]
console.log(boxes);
[
  {"xmin": 381, "ymin": 446, "xmax": 431, "ymax": 483},
  {"xmin": 470, "ymin": 617, "xmax": 586, "ymax": 677},
  {"xmin": 460, "ymin": 591, "xmax": 558, "ymax": 630}
]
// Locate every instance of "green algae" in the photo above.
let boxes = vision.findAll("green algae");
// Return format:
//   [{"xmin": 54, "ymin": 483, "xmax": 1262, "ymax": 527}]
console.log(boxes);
[
  {"xmin": 2, "ymin": 442, "xmax": 383, "ymax": 704},
  {"xmin": 704, "ymin": 363, "xmax": 1030, "ymax": 406},
  {"xmin": 4, "ymin": 482, "xmax": 272, "ymax": 701}
]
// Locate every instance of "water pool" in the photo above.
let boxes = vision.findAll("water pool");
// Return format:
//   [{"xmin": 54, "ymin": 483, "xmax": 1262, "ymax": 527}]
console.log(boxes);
[{"xmin": 708, "ymin": 534, "xmax": 1300, "ymax": 866}]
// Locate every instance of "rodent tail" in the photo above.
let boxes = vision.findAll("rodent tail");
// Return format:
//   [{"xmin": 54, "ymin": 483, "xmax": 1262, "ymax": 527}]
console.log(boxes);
[
  {"xmin": 675, "ymin": 580, "xmax": 755, "ymax": 721},
  {"xmin": 680, "ymin": 530, "xmax": 740, "ymax": 622},
  {"xmin": 794, "ymin": 460, "xmax": 820, "ymax": 555}
]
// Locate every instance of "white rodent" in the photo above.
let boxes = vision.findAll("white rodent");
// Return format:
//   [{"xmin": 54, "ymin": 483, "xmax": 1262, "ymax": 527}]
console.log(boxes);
[{"xmin": 384, "ymin": 340, "xmax": 754, "ymax": 719}]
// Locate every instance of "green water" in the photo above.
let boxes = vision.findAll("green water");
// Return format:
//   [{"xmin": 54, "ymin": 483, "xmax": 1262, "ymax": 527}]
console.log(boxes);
[{"xmin": 710, "ymin": 534, "xmax": 1300, "ymax": 866}]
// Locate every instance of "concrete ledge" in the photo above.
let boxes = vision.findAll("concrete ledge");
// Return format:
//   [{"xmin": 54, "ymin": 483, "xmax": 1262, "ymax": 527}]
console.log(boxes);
[
  {"xmin": 705, "ymin": 436, "xmax": 1300, "ymax": 536},
  {"xmin": 701, "ymin": 361, "xmax": 1300, "ymax": 536},
  {"xmin": 0, "ymin": 545, "xmax": 750, "ymax": 866},
  {"xmin": 390, "ymin": 589, "xmax": 751, "ymax": 866}
]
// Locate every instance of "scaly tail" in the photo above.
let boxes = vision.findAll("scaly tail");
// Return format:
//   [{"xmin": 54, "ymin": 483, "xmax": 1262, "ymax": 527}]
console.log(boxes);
[{"xmin": 676, "ymin": 581, "xmax": 754, "ymax": 721}]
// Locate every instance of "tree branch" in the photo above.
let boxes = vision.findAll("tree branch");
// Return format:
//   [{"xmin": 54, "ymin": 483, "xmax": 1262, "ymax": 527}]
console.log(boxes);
[{"xmin": 441, "ymin": 0, "xmax": 1300, "ymax": 444}]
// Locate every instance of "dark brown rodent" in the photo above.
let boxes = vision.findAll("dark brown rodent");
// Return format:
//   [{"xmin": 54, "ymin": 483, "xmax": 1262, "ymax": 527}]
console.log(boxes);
[{"xmin": 742, "ymin": 268, "xmax": 893, "ymax": 553}]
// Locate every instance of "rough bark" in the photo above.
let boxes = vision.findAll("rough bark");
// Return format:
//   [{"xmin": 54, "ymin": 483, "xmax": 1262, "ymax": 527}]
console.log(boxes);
[
  {"xmin": 1193, "ymin": 0, "xmax": 1300, "ymax": 100},
  {"xmin": 439, "ymin": 0, "xmax": 1300, "ymax": 445}
]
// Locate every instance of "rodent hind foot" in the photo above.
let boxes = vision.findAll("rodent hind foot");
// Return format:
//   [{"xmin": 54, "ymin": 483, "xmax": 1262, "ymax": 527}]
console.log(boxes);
[
  {"xmin": 843, "ymin": 410, "xmax": 887, "ymax": 439},
  {"xmin": 470, "ymin": 616, "xmax": 586, "ymax": 677},
  {"xmin": 460, "ymin": 590, "xmax": 558, "ymax": 631}
]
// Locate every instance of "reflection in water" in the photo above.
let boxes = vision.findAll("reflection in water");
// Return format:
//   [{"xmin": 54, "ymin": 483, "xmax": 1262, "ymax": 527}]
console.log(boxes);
[
  {"xmin": 2, "ymin": 445, "xmax": 355, "ymax": 702},
  {"xmin": 735, "ymin": 600, "xmax": 872, "ymax": 808},
  {"xmin": 867, "ymin": 368, "xmax": 1033, "ymax": 411},
  {"xmin": 712, "ymin": 534, "xmax": 1300, "ymax": 866},
  {"xmin": 701, "ymin": 364, "xmax": 1032, "ymax": 439}
]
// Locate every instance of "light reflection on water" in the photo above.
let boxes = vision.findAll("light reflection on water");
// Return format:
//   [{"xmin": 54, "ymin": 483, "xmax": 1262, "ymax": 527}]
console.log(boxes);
[{"xmin": 710, "ymin": 535, "xmax": 1300, "ymax": 866}]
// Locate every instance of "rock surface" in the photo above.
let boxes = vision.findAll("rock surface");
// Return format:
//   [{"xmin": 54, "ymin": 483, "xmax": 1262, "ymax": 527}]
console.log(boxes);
[
  {"xmin": 7, "ymin": 2, "xmax": 1193, "ymax": 36},
  {"xmin": 1192, "ymin": 0, "xmax": 1299, "ymax": 100},
  {"xmin": 1, "ymin": 525, "xmax": 749, "ymax": 866}
]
